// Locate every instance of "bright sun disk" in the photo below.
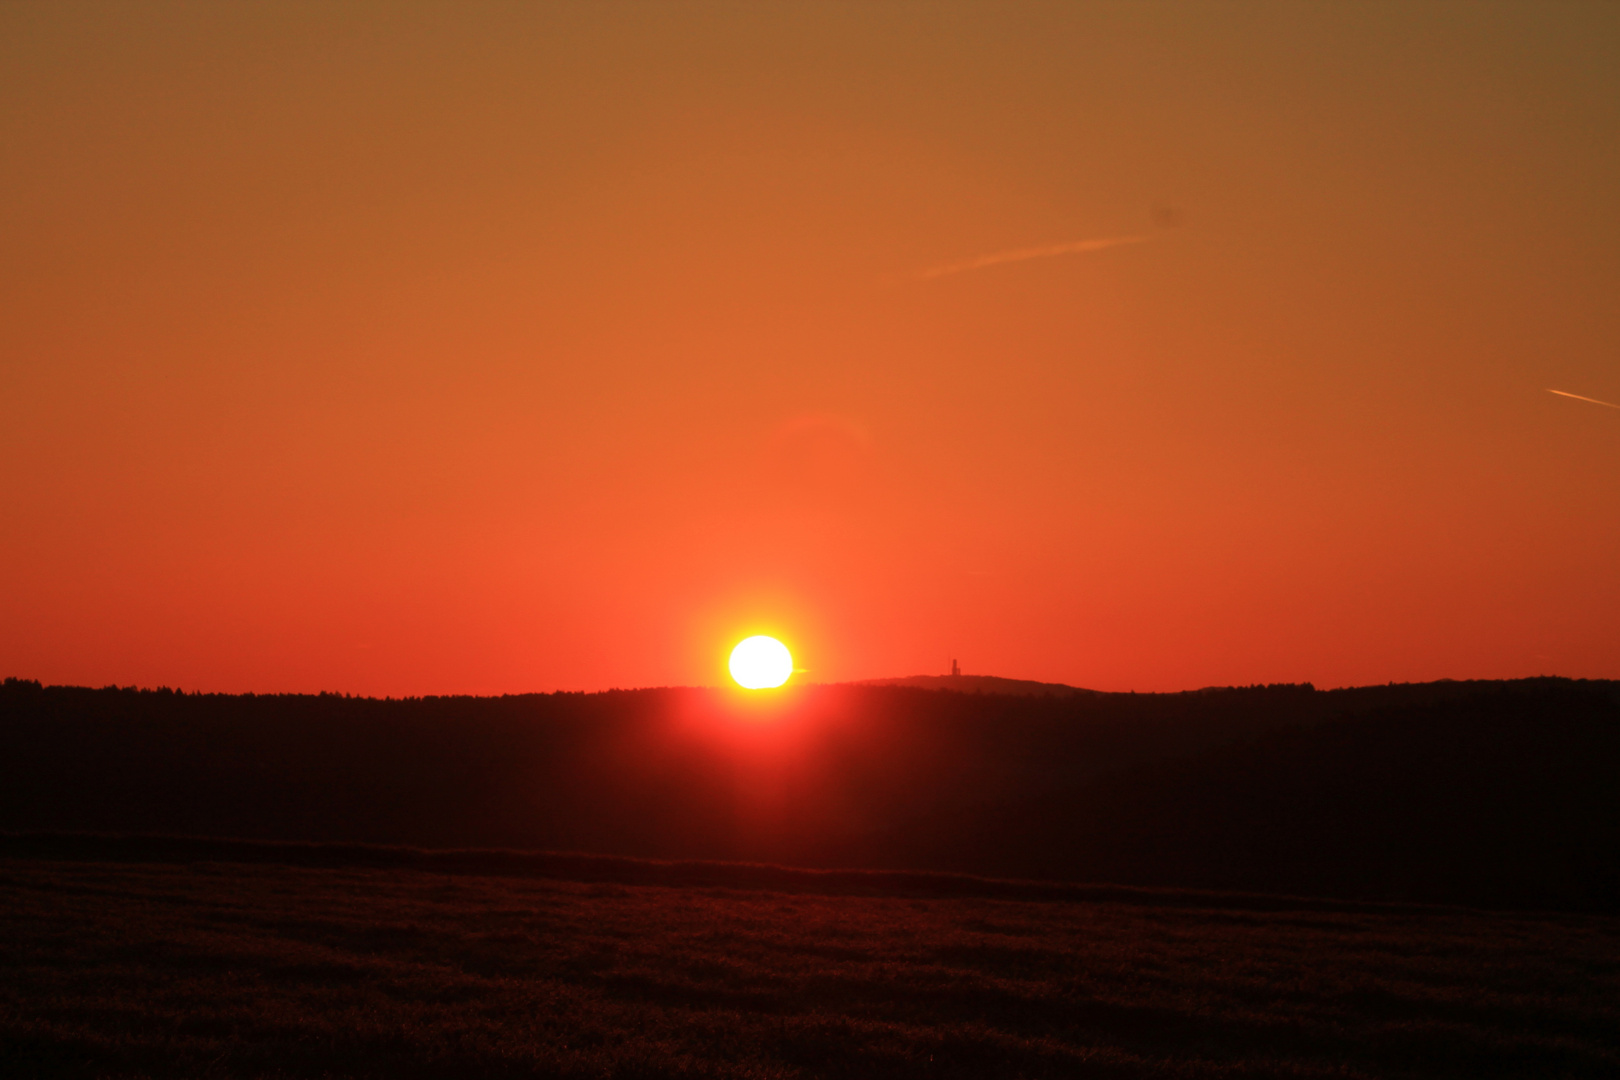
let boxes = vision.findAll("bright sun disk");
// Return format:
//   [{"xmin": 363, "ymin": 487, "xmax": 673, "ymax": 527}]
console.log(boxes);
[{"xmin": 729, "ymin": 636, "xmax": 793, "ymax": 689}]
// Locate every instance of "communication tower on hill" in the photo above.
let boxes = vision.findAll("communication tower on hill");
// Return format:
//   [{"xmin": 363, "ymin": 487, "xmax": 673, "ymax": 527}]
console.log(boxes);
[{"xmin": 950, "ymin": 659, "xmax": 960, "ymax": 676}]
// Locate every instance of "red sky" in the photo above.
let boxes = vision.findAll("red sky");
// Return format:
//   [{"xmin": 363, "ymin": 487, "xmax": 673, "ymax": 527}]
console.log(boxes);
[{"xmin": 3, "ymin": 3, "xmax": 1617, "ymax": 695}]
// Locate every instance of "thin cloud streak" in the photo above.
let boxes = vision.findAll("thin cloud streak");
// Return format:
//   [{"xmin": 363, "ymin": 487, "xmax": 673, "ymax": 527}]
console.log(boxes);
[
  {"xmin": 1547, "ymin": 388, "xmax": 1620, "ymax": 410},
  {"xmin": 916, "ymin": 235, "xmax": 1149, "ymax": 280}
]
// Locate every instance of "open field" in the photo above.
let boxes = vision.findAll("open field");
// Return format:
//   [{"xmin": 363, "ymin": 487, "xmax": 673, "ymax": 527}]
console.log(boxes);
[{"xmin": 3, "ymin": 851, "xmax": 1618, "ymax": 1079}]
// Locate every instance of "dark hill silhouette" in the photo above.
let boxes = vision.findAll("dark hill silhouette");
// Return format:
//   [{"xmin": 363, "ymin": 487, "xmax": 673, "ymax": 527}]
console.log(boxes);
[
  {"xmin": 852, "ymin": 674, "xmax": 1099, "ymax": 697},
  {"xmin": 2, "ymin": 675, "xmax": 1616, "ymax": 910}
]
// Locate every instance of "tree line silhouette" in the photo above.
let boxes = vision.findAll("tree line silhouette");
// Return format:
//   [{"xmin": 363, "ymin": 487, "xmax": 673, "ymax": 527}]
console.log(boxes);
[{"xmin": 2, "ymin": 675, "xmax": 1616, "ymax": 910}]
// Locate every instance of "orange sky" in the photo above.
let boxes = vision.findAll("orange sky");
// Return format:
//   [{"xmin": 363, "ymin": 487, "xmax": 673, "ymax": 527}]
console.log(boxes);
[{"xmin": 3, "ymin": 3, "xmax": 1617, "ymax": 695}]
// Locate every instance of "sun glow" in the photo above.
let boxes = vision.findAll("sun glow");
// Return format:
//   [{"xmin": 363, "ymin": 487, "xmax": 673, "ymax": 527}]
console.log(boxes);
[{"xmin": 729, "ymin": 636, "xmax": 793, "ymax": 689}]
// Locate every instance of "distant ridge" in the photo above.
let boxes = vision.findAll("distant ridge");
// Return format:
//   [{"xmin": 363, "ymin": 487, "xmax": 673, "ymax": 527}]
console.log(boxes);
[
  {"xmin": 852, "ymin": 674, "xmax": 1101, "ymax": 698},
  {"xmin": 4, "ymin": 675, "xmax": 1617, "ymax": 910}
]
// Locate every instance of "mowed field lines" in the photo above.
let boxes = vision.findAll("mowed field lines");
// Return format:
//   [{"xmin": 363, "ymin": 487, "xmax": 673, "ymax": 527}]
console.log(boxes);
[{"xmin": 2, "ymin": 858, "xmax": 1617, "ymax": 1079}]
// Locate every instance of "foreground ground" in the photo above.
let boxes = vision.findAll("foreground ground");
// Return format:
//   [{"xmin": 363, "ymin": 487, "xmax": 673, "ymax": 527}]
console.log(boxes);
[{"xmin": 2, "ymin": 857, "xmax": 1617, "ymax": 1079}]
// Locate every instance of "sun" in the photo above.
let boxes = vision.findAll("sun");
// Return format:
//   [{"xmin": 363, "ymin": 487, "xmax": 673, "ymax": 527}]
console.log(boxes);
[{"xmin": 729, "ymin": 635, "xmax": 793, "ymax": 689}]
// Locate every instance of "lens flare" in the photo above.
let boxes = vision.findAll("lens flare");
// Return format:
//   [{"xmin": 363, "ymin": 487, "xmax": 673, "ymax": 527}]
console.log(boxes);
[{"xmin": 729, "ymin": 636, "xmax": 793, "ymax": 689}]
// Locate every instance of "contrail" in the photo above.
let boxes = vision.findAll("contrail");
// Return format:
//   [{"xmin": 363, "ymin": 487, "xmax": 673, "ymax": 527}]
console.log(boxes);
[
  {"xmin": 916, "ymin": 234, "xmax": 1148, "ymax": 281},
  {"xmin": 1547, "ymin": 388, "xmax": 1620, "ymax": 410}
]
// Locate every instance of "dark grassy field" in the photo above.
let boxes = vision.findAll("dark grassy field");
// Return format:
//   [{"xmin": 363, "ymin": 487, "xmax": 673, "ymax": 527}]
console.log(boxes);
[{"xmin": 4, "ymin": 850, "xmax": 1617, "ymax": 1079}]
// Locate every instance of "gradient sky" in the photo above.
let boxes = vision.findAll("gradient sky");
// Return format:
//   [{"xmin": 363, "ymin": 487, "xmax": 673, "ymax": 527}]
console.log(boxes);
[{"xmin": 3, "ymin": 2, "xmax": 1617, "ymax": 695}]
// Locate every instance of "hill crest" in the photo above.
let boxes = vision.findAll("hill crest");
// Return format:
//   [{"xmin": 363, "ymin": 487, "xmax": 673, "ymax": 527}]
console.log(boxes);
[{"xmin": 850, "ymin": 674, "xmax": 1100, "ymax": 697}]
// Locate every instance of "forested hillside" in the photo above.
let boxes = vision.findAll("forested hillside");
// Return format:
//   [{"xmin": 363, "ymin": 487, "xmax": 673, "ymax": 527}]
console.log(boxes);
[{"xmin": 3, "ymin": 676, "xmax": 1615, "ymax": 910}]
